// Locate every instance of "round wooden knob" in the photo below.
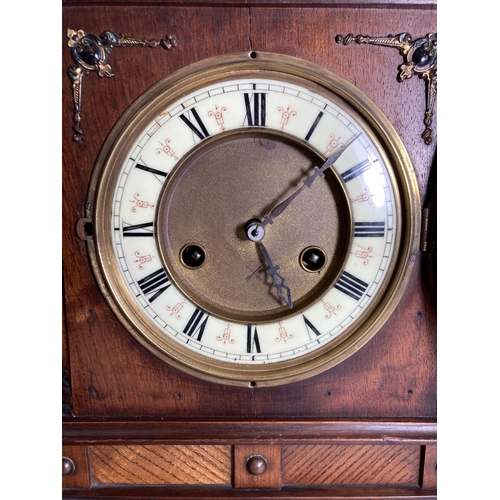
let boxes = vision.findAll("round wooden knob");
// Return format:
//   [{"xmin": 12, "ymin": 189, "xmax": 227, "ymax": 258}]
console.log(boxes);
[
  {"xmin": 246, "ymin": 455, "xmax": 267, "ymax": 475},
  {"xmin": 62, "ymin": 457, "xmax": 75, "ymax": 476}
]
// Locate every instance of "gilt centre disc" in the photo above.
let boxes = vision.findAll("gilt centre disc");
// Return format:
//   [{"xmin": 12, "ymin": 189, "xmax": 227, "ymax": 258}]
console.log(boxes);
[{"xmin": 156, "ymin": 129, "xmax": 352, "ymax": 324}]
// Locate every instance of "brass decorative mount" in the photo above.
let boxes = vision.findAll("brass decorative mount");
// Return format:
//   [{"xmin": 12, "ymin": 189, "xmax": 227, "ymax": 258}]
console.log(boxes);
[
  {"xmin": 67, "ymin": 29, "xmax": 178, "ymax": 143},
  {"xmin": 335, "ymin": 33, "xmax": 437, "ymax": 145}
]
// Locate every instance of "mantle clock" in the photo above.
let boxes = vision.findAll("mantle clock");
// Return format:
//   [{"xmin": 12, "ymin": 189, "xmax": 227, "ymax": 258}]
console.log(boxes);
[{"xmin": 62, "ymin": 1, "xmax": 437, "ymax": 498}]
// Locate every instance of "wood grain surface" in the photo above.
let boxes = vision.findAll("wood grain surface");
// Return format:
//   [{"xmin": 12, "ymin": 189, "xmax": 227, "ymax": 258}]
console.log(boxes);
[
  {"xmin": 91, "ymin": 445, "xmax": 231, "ymax": 485},
  {"xmin": 62, "ymin": 0, "xmax": 436, "ymax": 421},
  {"xmin": 282, "ymin": 444, "xmax": 420, "ymax": 485},
  {"xmin": 62, "ymin": 445, "xmax": 91, "ymax": 489},
  {"xmin": 62, "ymin": 418, "xmax": 437, "ymax": 445},
  {"xmin": 234, "ymin": 445, "xmax": 282, "ymax": 489}
]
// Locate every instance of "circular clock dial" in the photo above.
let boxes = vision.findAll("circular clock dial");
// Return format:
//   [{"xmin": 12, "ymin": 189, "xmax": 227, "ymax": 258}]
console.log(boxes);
[{"xmin": 88, "ymin": 52, "xmax": 420, "ymax": 386}]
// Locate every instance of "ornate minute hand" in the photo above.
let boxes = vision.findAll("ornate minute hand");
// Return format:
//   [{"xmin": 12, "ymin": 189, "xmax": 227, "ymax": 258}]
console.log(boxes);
[
  {"xmin": 258, "ymin": 241, "xmax": 293, "ymax": 308},
  {"xmin": 262, "ymin": 133, "xmax": 361, "ymax": 226}
]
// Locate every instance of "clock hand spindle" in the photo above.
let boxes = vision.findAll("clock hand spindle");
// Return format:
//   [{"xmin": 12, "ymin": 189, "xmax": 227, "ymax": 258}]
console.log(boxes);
[
  {"xmin": 262, "ymin": 132, "xmax": 361, "ymax": 226},
  {"xmin": 258, "ymin": 241, "xmax": 293, "ymax": 308}
]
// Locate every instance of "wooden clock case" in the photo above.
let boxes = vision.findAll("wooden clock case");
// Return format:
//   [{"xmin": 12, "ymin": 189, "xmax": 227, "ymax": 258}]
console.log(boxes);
[{"xmin": 62, "ymin": 1, "xmax": 437, "ymax": 498}]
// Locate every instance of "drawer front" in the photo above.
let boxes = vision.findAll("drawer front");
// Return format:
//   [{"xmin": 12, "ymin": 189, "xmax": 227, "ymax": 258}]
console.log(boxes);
[
  {"xmin": 64, "ymin": 442, "xmax": 436, "ymax": 495},
  {"xmin": 90, "ymin": 445, "xmax": 231, "ymax": 485},
  {"xmin": 282, "ymin": 444, "xmax": 421, "ymax": 486}
]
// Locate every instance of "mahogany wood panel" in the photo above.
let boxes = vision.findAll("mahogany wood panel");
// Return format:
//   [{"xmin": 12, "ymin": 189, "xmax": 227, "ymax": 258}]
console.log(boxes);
[
  {"xmin": 62, "ymin": 485, "xmax": 436, "ymax": 499},
  {"xmin": 62, "ymin": 1, "xmax": 436, "ymax": 419},
  {"xmin": 63, "ymin": 0, "xmax": 437, "ymax": 5},
  {"xmin": 62, "ymin": 445, "xmax": 91, "ymax": 489},
  {"xmin": 91, "ymin": 445, "xmax": 231, "ymax": 485},
  {"xmin": 282, "ymin": 444, "xmax": 420, "ymax": 485},
  {"xmin": 234, "ymin": 445, "xmax": 282, "ymax": 489},
  {"xmin": 62, "ymin": 418, "xmax": 436, "ymax": 445},
  {"xmin": 63, "ymin": 420, "xmax": 436, "ymax": 496},
  {"xmin": 419, "ymin": 444, "xmax": 436, "ymax": 489}
]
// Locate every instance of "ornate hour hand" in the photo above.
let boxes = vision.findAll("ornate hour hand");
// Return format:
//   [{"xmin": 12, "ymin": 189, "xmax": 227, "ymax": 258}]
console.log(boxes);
[
  {"xmin": 257, "ymin": 241, "xmax": 293, "ymax": 308},
  {"xmin": 262, "ymin": 133, "xmax": 361, "ymax": 226}
]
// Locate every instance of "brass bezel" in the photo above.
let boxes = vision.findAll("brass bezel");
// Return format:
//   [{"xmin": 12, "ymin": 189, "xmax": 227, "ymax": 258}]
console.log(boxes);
[{"xmin": 86, "ymin": 51, "xmax": 420, "ymax": 387}]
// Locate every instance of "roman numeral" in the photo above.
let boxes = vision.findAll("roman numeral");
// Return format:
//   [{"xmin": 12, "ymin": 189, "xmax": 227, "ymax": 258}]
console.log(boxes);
[
  {"xmin": 334, "ymin": 271, "xmax": 368, "ymax": 301},
  {"xmin": 244, "ymin": 92, "xmax": 266, "ymax": 126},
  {"xmin": 247, "ymin": 325, "xmax": 261, "ymax": 354},
  {"xmin": 354, "ymin": 221, "xmax": 385, "ymax": 237},
  {"xmin": 137, "ymin": 268, "xmax": 171, "ymax": 302},
  {"xmin": 183, "ymin": 308, "xmax": 209, "ymax": 341},
  {"xmin": 305, "ymin": 111, "xmax": 324, "ymax": 141},
  {"xmin": 179, "ymin": 107, "xmax": 210, "ymax": 140},
  {"xmin": 135, "ymin": 163, "xmax": 168, "ymax": 178},
  {"xmin": 303, "ymin": 315, "xmax": 322, "ymax": 338},
  {"xmin": 341, "ymin": 159, "xmax": 372, "ymax": 183},
  {"xmin": 122, "ymin": 221, "xmax": 154, "ymax": 237}
]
